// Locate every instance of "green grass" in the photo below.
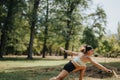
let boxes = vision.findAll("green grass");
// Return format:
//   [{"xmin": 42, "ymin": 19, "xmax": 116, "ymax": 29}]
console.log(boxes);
[
  {"xmin": 0, "ymin": 56, "xmax": 120, "ymax": 80},
  {"xmin": 0, "ymin": 56, "xmax": 67, "ymax": 80},
  {"xmin": 0, "ymin": 66, "xmax": 60, "ymax": 80}
]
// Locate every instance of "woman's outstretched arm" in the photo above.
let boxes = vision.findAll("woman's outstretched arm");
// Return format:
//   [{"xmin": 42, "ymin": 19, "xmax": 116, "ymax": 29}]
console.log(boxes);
[
  {"xmin": 60, "ymin": 47, "xmax": 79, "ymax": 56},
  {"xmin": 87, "ymin": 57, "xmax": 112, "ymax": 73}
]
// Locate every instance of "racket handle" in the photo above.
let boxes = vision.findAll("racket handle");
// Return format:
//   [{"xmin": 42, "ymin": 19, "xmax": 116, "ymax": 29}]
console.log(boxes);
[{"xmin": 112, "ymin": 70, "xmax": 118, "ymax": 78}]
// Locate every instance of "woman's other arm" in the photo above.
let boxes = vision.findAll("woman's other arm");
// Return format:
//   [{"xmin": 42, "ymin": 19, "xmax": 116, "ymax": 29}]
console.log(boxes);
[{"xmin": 87, "ymin": 57, "xmax": 112, "ymax": 73}]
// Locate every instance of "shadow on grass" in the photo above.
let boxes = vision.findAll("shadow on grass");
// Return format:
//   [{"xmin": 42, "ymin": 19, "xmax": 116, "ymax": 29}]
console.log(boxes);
[
  {"xmin": 1, "ymin": 62, "xmax": 119, "ymax": 80},
  {"xmin": 101, "ymin": 62, "xmax": 120, "ymax": 69},
  {"xmin": 85, "ymin": 62, "xmax": 120, "ymax": 79},
  {"xmin": 0, "ymin": 65, "xmax": 63, "ymax": 80},
  {"xmin": 0, "ymin": 56, "xmax": 65, "ymax": 61}
]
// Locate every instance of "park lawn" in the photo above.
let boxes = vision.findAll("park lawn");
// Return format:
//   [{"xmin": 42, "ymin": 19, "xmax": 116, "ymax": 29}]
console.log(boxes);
[
  {"xmin": 0, "ymin": 66, "xmax": 60, "ymax": 80},
  {"xmin": 0, "ymin": 56, "xmax": 67, "ymax": 80},
  {"xmin": 0, "ymin": 56, "xmax": 120, "ymax": 80}
]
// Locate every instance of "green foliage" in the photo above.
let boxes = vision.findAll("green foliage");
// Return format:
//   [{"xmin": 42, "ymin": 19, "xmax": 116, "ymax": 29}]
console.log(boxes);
[
  {"xmin": 98, "ymin": 40, "xmax": 112, "ymax": 55},
  {"xmin": 97, "ymin": 35, "xmax": 120, "ymax": 57},
  {"xmin": 107, "ymin": 35, "xmax": 120, "ymax": 57},
  {"xmin": 0, "ymin": 0, "xmax": 119, "ymax": 58},
  {"xmin": 81, "ymin": 27, "xmax": 98, "ymax": 48}
]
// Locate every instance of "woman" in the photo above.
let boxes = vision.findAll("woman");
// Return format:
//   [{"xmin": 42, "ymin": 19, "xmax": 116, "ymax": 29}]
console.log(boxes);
[{"xmin": 50, "ymin": 45, "xmax": 112, "ymax": 80}]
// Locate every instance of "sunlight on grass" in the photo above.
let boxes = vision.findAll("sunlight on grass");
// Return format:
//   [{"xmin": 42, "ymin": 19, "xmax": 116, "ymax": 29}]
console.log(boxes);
[
  {"xmin": 0, "ymin": 57, "xmax": 68, "ymax": 72},
  {"xmin": 0, "ymin": 56, "xmax": 120, "ymax": 80}
]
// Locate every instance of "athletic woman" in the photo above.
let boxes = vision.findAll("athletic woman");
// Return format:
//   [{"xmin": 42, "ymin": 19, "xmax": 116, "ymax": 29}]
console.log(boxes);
[{"xmin": 50, "ymin": 45, "xmax": 112, "ymax": 80}]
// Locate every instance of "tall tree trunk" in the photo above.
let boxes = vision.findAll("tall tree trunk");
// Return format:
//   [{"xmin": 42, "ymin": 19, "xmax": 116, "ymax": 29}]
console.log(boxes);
[
  {"xmin": 64, "ymin": 20, "xmax": 71, "ymax": 59},
  {"xmin": 0, "ymin": 0, "xmax": 14, "ymax": 58},
  {"xmin": 0, "ymin": 31, "xmax": 6, "ymax": 58},
  {"xmin": 0, "ymin": 1, "xmax": 5, "ymax": 58},
  {"xmin": 64, "ymin": 40, "xmax": 70, "ymax": 59},
  {"xmin": 42, "ymin": 0, "xmax": 49, "ymax": 58},
  {"xmin": 27, "ymin": 0, "xmax": 40, "ymax": 59},
  {"xmin": 48, "ymin": 45, "xmax": 52, "ymax": 56},
  {"xmin": 64, "ymin": 0, "xmax": 77, "ymax": 59}
]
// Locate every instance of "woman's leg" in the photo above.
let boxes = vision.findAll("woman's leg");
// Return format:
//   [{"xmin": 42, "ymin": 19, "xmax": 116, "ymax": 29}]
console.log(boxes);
[
  {"xmin": 50, "ymin": 61, "xmax": 75, "ymax": 80},
  {"xmin": 55, "ymin": 70, "xmax": 69, "ymax": 80},
  {"xmin": 49, "ymin": 70, "xmax": 69, "ymax": 80},
  {"xmin": 79, "ymin": 67, "xmax": 86, "ymax": 80}
]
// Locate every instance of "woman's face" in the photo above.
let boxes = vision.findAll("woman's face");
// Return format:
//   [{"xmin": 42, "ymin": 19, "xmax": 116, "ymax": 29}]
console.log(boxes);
[{"xmin": 87, "ymin": 49, "xmax": 94, "ymax": 55}]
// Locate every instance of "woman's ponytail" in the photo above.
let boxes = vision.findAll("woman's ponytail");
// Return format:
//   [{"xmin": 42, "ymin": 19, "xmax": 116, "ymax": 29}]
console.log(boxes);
[{"xmin": 81, "ymin": 45, "xmax": 93, "ymax": 54}]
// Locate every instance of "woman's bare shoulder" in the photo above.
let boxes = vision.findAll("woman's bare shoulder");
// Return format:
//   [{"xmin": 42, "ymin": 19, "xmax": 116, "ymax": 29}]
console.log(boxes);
[
  {"xmin": 84, "ymin": 56, "xmax": 93, "ymax": 62},
  {"xmin": 77, "ymin": 52, "xmax": 84, "ymax": 57}
]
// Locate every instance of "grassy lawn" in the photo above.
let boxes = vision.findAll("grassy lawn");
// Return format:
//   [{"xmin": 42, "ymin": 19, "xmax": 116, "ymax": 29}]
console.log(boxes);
[{"xmin": 0, "ymin": 56, "xmax": 120, "ymax": 80}]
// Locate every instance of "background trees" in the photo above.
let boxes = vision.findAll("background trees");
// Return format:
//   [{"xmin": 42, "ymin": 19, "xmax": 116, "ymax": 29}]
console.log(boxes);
[
  {"xmin": 0, "ymin": 0, "xmax": 27, "ymax": 58},
  {"xmin": 0, "ymin": 0, "xmax": 119, "ymax": 59}
]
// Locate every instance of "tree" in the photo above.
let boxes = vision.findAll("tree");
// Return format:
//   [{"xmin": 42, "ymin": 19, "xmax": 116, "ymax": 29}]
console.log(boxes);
[
  {"xmin": 107, "ymin": 35, "xmax": 119, "ymax": 57},
  {"xmin": 27, "ymin": 0, "xmax": 40, "ymax": 59},
  {"xmin": 98, "ymin": 39, "xmax": 112, "ymax": 56},
  {"xmin": 55, "ymin": 0, "xmax": 92, "ymax": 59},
  {"xmin": 81, "ymin": 5, "xmax": 107, "ymax": 49},
  {"xmin": 81, "ymin": 27, "xmax": 98, "ymax": 48},
  {"xmin": 0, "ymin": 0, "xmax": 29, "ymax": 57},
  {"xmin": 0, "ymin": 1, "xmax": 5, "ymax": 33},
  {"xmin": 0, "ymin": 0, "xmax": 16, "ymax": 58},
  {"xmin": 88, "ymin": 6, "xmax": 106, "ymax": 38},
  {"xmin": 37, "ymin": 0, "xmax": 62, "ymax": 57},
  {"xmin": 41, "ymin": 0, "xmax": 49, "ymax": 58}
]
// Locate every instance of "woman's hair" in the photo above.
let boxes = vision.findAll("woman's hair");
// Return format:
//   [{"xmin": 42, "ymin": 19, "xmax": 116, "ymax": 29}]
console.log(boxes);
[{"xmin": 80, "ymin": 45, "xmax": 93, "ymax": 54}]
